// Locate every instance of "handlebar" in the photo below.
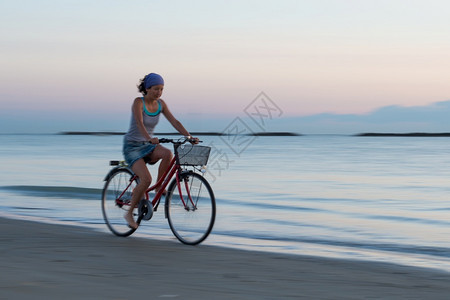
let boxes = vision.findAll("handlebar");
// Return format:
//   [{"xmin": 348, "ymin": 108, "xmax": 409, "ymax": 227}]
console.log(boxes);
[{"xmin": 158, "ymin": 137, "xmax": 202, "ymax": 145}]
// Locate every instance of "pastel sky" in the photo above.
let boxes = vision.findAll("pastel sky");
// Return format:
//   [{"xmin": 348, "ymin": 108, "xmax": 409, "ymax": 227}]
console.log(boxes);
[{"xmin": 1, "ymin": 0, "xmax": 449, "ymax": 133}]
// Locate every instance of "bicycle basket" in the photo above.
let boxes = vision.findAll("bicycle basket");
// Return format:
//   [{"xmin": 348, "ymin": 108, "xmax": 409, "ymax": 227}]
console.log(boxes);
[{"xmin": 176, "ymin": 145, "xmax": 211, "ymax": 166}]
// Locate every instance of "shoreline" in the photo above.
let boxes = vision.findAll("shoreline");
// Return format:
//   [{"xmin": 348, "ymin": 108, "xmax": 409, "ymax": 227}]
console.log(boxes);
[
  {"xmin": 59, "ymin": 131, "xmax": 450, "ymax": 137},
  {"xmin": 356, "ymin": 132, "xmax": 450, "ymax": 137},
  {"xmin": 2, "ymin": 216, "xmax": 450, "ymax": 299},
  {"xmin": 59, "ymin": 131, "xmax": 301, "ymax": 136},
  {"xmin": 3, "ymin": 132, "xmax": 450, "ymax": 137}
]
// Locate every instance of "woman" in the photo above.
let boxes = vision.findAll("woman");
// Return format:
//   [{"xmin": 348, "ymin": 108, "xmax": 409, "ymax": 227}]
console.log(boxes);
[{"xmin": 123, "ymin": 73, "xmax": 198, "ymax": 229}]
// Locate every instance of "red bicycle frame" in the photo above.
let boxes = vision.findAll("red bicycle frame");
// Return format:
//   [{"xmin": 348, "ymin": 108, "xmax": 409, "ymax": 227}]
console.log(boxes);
[
  {"xmin": 147, "ymin": 156, "xmax": 178, "ymax": 209},
  {"xmin": 116, "ymin": 155, "xmax": 197, "ymax": 212}
]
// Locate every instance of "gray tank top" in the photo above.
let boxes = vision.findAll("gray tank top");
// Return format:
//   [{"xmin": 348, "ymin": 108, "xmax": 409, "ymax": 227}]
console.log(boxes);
[{"xmin": 124, "ymin": 98, "xmax": 161, "ymax": 142}]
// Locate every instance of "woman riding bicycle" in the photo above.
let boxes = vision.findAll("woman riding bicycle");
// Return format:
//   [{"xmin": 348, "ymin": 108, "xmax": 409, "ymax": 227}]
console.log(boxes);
[{"xmin": 122, "ymin": 73, "xmax": 198, "ymax": 229}]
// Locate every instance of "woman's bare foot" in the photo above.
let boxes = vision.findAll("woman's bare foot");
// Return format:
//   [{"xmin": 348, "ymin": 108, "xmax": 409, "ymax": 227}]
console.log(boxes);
[{"xmin": 124, "ymin": 213, "xmax": 138, "ymax": 229}]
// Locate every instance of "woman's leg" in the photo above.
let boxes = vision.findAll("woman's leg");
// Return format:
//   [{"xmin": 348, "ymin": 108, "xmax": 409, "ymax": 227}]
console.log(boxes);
[
  {"xmin": 149, "ymin": 145, "xmax": 173, "ymax": 192},
  {"xmin": 124, "ymin": 158, "xmax": 152, "ymax": 229}
]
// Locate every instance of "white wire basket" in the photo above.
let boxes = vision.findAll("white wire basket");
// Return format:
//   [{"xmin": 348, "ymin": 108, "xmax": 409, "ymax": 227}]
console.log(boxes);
[{"xmin": 176, "ymin": 145, "xmax": 211, "ymax": 166}]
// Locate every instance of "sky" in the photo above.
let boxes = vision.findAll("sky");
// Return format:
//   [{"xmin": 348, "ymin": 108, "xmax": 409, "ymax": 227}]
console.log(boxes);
[{"xmin": 1, "ymin": 0, "xmax": 449, "ymax": 134}]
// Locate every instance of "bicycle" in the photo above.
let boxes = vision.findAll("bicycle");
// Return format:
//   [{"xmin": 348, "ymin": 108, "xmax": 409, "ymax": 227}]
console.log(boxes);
[{"xmin": 101, "ymin": 137, "xmax": 216, "ymax": 245}]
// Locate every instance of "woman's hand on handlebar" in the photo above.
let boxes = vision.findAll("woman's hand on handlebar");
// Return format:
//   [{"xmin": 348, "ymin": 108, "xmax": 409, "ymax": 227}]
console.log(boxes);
[
  {"xmin": 149, "ymin": 137, "xmax": 160, "ymax": 144},
  {"xmin": 189, "ymin": 137, "xmax": 200, "ymax": 144}
]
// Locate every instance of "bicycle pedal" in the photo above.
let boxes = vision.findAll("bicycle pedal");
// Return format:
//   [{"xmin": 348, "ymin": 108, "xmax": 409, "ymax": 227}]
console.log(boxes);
[{"xmin": 138, "ymin": 199, "xmax": 154, "ymax": 221}]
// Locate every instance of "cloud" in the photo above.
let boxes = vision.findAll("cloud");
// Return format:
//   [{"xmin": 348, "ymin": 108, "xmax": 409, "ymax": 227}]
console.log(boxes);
[
  {"xmin": 267, "ymin": 100, "xmax": 450, "ymax": 134},
  {"xmin": 2, "ymin": 100, "xmax": 450, "ymax": 135},
  {"xmin": 364, "ymin": 101, "xmax": 450, "ymax": 123},
  {"xmin": 179, "ymin": 100, "xmax": 450, "ymax": 135}
]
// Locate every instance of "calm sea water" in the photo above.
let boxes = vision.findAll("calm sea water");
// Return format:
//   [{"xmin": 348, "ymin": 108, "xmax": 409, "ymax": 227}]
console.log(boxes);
[{"xmin": 1, "ymin": 133, "xmax": 450, "ymax": 271}]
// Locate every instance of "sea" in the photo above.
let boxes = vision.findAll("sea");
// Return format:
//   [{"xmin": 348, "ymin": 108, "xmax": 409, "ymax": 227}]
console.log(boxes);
[{"xmin": 2, "ymin": 133, "xmax": 450, "ymax": 272}]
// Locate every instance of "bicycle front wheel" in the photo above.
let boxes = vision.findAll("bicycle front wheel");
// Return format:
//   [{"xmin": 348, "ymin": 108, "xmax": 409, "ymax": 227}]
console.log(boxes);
[
  {"xmin": 102, "ymin": 168, "xmax": 138, "ymax": 237},
  {"xmin": 165, "ymin": 172, "xmax": 216, "ymax": 245}
]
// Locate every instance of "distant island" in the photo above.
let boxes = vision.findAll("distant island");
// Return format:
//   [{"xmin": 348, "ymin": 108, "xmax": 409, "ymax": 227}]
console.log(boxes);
[
  {"xmin": 60, "ymin": 131, "xmax": 301, "ymax": 137},
  {"xmin": 357, "ymin": 132, "xmax": 450, "ymax": 137}
]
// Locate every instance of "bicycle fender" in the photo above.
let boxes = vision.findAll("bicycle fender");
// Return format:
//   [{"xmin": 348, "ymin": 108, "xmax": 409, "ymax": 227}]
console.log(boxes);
[
  {"xmin": 164, "ymin": 177, "xmax": 177, "ymax": 219},
  {"xmin": 103, "ymin": 167, "xmax": 134, "ymax": 181},
  {"xmin": 180, "ymin": 170, "xmax": 195, "ymax": 176}
]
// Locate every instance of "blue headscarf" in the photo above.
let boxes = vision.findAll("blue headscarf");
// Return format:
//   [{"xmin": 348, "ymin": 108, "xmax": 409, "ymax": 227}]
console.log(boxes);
[{"xmin": 144, "ymin": 73, "xmax": 164, "ymax": 89}]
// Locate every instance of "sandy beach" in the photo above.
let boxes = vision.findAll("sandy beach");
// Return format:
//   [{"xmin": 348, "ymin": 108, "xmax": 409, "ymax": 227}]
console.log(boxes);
[{"xmin": 1, "ymin": 217, "xmax": 450, "ymax": 299}]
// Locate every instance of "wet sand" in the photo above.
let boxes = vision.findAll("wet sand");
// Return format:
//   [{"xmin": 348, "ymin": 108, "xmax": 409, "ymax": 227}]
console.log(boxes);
[{"xmin": 1, "ymin": 217, "xmax": 450, "ymax": 299}]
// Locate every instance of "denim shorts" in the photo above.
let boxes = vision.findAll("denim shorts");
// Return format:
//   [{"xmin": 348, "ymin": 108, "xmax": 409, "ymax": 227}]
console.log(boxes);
[{"xmin": 123, "ymin": 139, "xmax": 157, "ymax": 168}]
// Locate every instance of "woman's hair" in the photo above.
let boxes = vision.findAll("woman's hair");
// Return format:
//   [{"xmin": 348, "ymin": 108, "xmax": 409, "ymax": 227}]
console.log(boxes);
[{"xmin": 137, "ymin": 76, "xmax": 147, "ymax": 95}]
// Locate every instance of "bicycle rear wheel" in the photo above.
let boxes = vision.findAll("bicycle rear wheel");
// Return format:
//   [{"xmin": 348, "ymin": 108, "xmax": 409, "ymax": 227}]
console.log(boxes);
[
  {"xmin": 165, "ymin": 172, "xmax": 216, "ymax": 245},
  {"xmin": 102, "ymin": 168, "xmax": 138, "ymax": 237}
]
